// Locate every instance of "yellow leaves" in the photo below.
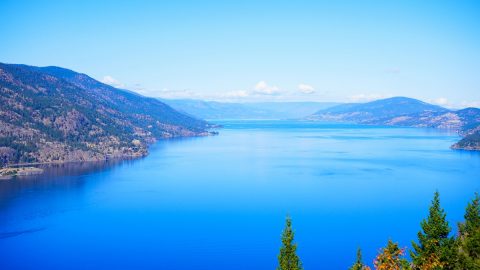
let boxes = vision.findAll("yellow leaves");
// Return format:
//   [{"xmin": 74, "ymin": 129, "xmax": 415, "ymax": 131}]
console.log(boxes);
[
  {"xmin": 417, "ymin": 253, "xmax": 444, "ymax": 270},
  {"xmin": 373, "ymin": 241, "xmax": 408, "ymax": 270}
]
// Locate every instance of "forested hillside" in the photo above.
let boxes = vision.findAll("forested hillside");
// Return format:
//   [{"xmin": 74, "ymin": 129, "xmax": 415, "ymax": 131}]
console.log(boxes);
[{"xmin": 0, "ymin": 63, "xmax": 212, "ymax": 166}]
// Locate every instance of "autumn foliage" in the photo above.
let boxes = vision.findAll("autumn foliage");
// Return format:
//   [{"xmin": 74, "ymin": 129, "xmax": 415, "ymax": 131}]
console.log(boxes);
[{"xmin": 279, "ymin": 192, "xmax": 480, "ymax": 269}]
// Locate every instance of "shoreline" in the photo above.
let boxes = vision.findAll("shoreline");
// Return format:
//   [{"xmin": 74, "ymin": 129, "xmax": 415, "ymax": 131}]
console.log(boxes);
[
  {"xmin": 0, "ymin": 167, "xmax": 44, "ymax": 180},
  {"xmin": 1, "ymin": 131, "xmax": 220, "ymax": 176},
  {"xmin": 3, "ymin": 154, "xmax": 143, "ymax": 168}
]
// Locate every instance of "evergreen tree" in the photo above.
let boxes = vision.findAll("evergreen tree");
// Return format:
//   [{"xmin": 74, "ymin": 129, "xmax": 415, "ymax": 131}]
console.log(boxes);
[
  {"xmin": 456, "ymin": 193, "xmax": 480, "ymax": 269},
  {"xmin": 277, "ymin": 216, "xmax": 303, "ymax": 270},
  {"xmin": 350, "ymin": 247, "xmax": 371, "ymax": 270},
  {"xmin": 373, "ymin": 239, "xmax": 409, "ymax": 270},
  {"xmin": 411, "ymin": 191, "xmax": 456, "ymax": 269}
]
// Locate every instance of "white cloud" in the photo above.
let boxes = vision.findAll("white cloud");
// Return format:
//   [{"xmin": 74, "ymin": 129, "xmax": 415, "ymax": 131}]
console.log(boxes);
[
  {"xmin": 253, "ymin": 81, "xmax": 281, "ymax": 95},
  {"xmin": 432, "ymin": 97, "xmax": 449, "ymax": 106},
  {"xmin": 120, "ymin": 80, "xmax": 333, "ymax": 102},
  {"xmin": 298, "ymin": 83, "xmax": 315, "ymax": 94},
  {"xmin": 101, "ymin": 75, "xmax": 125, "ymax": 88}
]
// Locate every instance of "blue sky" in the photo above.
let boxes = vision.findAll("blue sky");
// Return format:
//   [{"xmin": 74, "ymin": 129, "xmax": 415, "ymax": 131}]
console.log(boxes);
[{"xmin": 1, "ymin": 0, "xmax": 479, "ymax": 106}]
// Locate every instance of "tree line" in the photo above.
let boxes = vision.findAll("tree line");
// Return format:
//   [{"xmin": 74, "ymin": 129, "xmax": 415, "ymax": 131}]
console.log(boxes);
[{"xmin": 277, "ymin": 191, "xmax": 480, "ymax": 269}]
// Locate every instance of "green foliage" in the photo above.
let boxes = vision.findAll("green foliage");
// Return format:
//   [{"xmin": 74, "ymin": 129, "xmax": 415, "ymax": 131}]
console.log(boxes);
[
  {"xmin": 277, "ymin": 216, "xmax": 303, "ymax": 270},
  {"xmin": 340, "ymin": 192, "xmax": 480, "ymax": 270},
  {"xmin": 410, "ymin": 191, "xmax": 456, "ymax": 269},
  {"xmin": 456, "ymin": 131, "xmax": 480, "ymax": 149},
  {"xmin": 0, "ymin": 137, "xmax": 37, "ymax": 165},
  {"xmin": 374, "ymin": 239, "xmax": 409, "ymax": 270},
  {"xmin": 0, "ymin": 63, "xmax": 210, "ymax": 165},
  {"xmin": 456, "ymin": 193, "xmax": 480, "ymax": 269},
  {"xmin": 350, "ymin": 247, "xmax": 370, "ymax": 270}
]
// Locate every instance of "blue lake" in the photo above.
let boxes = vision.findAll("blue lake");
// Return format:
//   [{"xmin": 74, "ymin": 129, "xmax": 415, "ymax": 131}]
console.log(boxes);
[{"xmin": 1, "ymin": 120, "xmax": 479, "ymax": 269}]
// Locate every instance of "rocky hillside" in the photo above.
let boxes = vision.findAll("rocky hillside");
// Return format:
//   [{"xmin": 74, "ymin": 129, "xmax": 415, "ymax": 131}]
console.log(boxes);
[
  {"xmin": 452, "ymin": 130, "xmax": 480, "ymax": 150},
  {"xmin": 308, "ymin": 97, "xmax": 480, "ymax": 150},
  {"xmin": 0, "ymin": 63, "xmax": 212, "ymax": 166}
]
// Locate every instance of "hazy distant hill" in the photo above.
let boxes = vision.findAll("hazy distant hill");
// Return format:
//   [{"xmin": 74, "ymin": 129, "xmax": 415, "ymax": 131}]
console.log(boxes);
[
  {"xmin": 309, "ymin": 97, "xmax": 449, "ymax": 123},
  {"xmin": 308, "ymin": 97, "xmax": 480, "ymax": 150},
  {"xmin": 0, "ymin": 63, "xmax": 211, "ymax": 166},
  {"xmin": 162, "ymin": 99, "xmax": 339, "ymax": 120}
]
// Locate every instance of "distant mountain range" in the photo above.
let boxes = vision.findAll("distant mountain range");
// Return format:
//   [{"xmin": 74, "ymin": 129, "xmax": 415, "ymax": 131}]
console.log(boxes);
[
  {"xmin": 0, "ymin": 63, "xmax": 211, "ymax": 166},
  {"xmin": 1, "ymin": 62, "xmax": 478, "ymax": 167},
  {"xmin": 308, "ymin": 97, "xmax": 480, "ymax": 150},
  {"xmin": 162, "ymin": 99, "xmax": 339, "ymax": 120}
]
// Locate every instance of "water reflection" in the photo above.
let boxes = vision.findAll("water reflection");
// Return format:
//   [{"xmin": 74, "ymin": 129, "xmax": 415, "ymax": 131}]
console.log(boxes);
[
  {"xmin": 0, "ymin": 121, "xmax": 479, "ymax": 270},
  {"xmin": 0, "ymin": 159, "xmax": 133, "ymax": 208}
]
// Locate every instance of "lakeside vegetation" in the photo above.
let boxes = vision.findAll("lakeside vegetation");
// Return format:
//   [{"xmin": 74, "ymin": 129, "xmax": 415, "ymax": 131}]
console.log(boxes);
[
  {"xmin": 0, "ymin": 63, "xmax": 212, "ymax": 167},
  {"xmin": 277, "ymin": 192, "xmax": 480, "ymax": 269},
  {"xmin": 0, "ymin": 167, "xmax": 43, "ymax": 179}
]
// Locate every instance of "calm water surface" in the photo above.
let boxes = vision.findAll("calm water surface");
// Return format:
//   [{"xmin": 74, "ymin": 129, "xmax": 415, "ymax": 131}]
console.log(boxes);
[{"xmin": 1, "ymin": 121, "xmax": 479, "ymax": 269}]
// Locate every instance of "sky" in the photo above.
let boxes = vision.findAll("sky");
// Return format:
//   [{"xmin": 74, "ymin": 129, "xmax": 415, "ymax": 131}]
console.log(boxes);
[{"xmin": 1, "ymin": 0, "xmax": 480, "ymax": 107}]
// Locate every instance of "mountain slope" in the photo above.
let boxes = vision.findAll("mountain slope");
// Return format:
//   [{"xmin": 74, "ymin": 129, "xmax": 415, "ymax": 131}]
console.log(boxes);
[
  {"xmin": 0, "ymin": 63, "xmax": 211, "ymax": 166},
  {"xmin": 452, "ymin": 130, "xmax": 480, "ymax": 150},
  {"xmin": 308, "ymin": 97, "xmax": 480, "ymax": 150},
  {"xmin": 163, "ymin": 99, "xmax": 339, "ymax": 120},
  {"xmin": 450, "ymin": 108, "xmax": 480, "ymax": 150},
  {"xmin": 309, "ymin": 97, "xmax": 449, "ymax": 124}
]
